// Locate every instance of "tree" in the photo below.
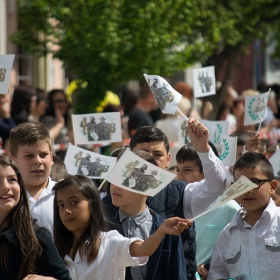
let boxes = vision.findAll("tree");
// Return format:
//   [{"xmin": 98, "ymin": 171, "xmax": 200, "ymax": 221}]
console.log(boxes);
[
  {"xmin": 12, "ymin": 0, "xmax": 222, "ymax": 112},
  {"xmin": 12, "ymin": 0, "xmax": 280, "ymax": 114}
]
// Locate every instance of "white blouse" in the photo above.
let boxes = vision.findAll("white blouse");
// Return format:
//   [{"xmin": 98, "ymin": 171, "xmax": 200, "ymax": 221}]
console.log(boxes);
[{"xmin": 65, "ymin": 230, "xmax": 148, "ymax": 280}]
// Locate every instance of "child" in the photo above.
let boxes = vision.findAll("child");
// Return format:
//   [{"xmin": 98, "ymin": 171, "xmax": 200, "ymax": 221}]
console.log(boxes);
[
  {"xmin": 52, "ymin": 175, "xmax": 191, "ymax": 280},
  {"xmin": 9, "ymin": 122, "xmax": 55, "ymax": 234},
  {"xmin": 176, "ymin": 142, "xmax": 240, "ymax": 280},
  {"xmin": 208, "ymin": 152, "xmax": 278, "ymax": 280},
  {"xmin": 111, "ymin": 150, "xmax": 187, "ymax": 280},
  {"xmin": 103, "ymin": 119, "xmax": 227, "ymax": 280},
  {"xmin": 0, "ymin": 154, "xmax": 70, "ymax": 280}
]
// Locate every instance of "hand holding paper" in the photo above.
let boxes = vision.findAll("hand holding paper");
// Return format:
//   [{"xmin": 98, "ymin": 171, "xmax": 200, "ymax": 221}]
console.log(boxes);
[{"xmin": 191, "ymin": 176, "xmax": 258, "ymax": 221}]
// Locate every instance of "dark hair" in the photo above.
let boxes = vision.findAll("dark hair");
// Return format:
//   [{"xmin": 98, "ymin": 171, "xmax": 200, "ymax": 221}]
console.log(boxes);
[
  {"xmin": 138, "ymin": 84, "xmax": 153, "ymax": 99},
  {"xmin": 0, "ymin": 155, "xmax": 41, "ymax": 279},
  {"xmin": 122, "ymin": 90, "xmax": 139, "ymax": 116},
  {"xmin": 216, "ymin": 102, "xmax": 230, "ymax": 120},
  {"xmin": 53, "ymin": 175, "xmax": 110, "ymax": 264},
  {"xmin": 50, "ymin": 155, "xmax": 69, "ymax": 182},
  {"xmin": 45, "ymin": 89, "xmax": 69, "ymax": 125},
  {"xmin": 233, "ymin": 152, "xmax": 274, "ymax": 179},
  {"xmin": 229, "ymin": 130, "xmax": 251, "ymax": 146},
  {"xmin": 102, "ymin": 104, "xmax": 123, "ymax": 114},
  {"xmin": 10, "ymin": 122, "xmax": 51, "ymax": 157},
  {"xmin": 176, "ymin": 141, "xmax": 219, "ymax": 173},
  {"xmin": 35, "ymin": 88, "xmax": 47, "ymax": 106},
  {"xmin": 130, "ymin": 126, "xmax": 170, "ymax": 153},
  {"xmin": 125, "ymin": 150, "xmax": 158, "ymax": 167},
  {"xmin": 267, "ymin": 145, "xmax": 277, "ymax": 158},
  {"xmin": 11, "ymin": 85, "xmax": 36, "ymax": 119}
]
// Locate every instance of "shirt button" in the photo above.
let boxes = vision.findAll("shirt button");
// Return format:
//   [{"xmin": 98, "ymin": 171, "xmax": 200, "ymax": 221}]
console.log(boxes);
[
  {"xmin": 250, "ymin": 231, "xmax": 254, "ymax": 234},
  {"xmin": 250, "ymin": 248, "xmax": 253, "ymax": 252}
]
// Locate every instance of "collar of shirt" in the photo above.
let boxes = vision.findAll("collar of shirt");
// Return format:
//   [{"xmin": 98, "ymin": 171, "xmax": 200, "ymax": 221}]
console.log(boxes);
[
  {"xmin": 118, "ymin": 206, "xmax": 151, "ymax": 226},
  {"xmin": 229, "ymin": 199, "xmax": 277, "ymax": 229}
]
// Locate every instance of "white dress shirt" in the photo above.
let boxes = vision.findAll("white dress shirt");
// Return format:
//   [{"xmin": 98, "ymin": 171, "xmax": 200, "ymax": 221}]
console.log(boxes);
[
  {"xmin": 27, "ymin": 177, "xmax": 55, "ymax": 234},
  {"xmin": 65, "ymin": 230, "xmax": 148, "ymax": 280},
  {"xmin": 208, "ymin": 199, "xmax": 280, "ymax": 280},
  {"xmin": 183, "ymin": 148, "xmax": 227, "ymax": 219}
]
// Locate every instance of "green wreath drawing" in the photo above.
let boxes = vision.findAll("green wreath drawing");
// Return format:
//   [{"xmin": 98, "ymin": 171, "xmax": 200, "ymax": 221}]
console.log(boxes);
[
  {"xmin": 160, "ymin": 172, "xmax": 166, "ymax": 182},
  {"xmin": 219, "ymin": 139, "xmax": 230, "ymax": 161},
  {"xmin": 248, "ymin": 98, "xmax": 261, "ymax": 121},
  {"xmin": 106, "ymin": 115, "xmax": 115, "ymax": 123},
  {"xmin": 103, "ymin": 158, "xmax": 110, "ymax": 166},
  {"xmin": 213, "ymin": 124, "xmax": 223, "ymax": 145}
]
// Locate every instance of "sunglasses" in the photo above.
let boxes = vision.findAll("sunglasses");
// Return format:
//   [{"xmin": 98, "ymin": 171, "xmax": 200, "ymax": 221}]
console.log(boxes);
[{"xmin": 231, "ymin": 178, "xmax": 272, "ymax": 189}]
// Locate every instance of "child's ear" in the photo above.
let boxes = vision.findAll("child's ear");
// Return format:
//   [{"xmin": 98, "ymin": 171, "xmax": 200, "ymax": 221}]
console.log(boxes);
[
  {"xmin": 9, "ymin": 154, "xmax": 16, "ymax": 161},
  {"xmin": 270, "ymin": 180, "xmax": 278, "ymax": 194},
  {"xmin": 50, "ymin": 152, "xmax": 54, "ymax": 166},
  {"xmin": 166, "ymin": 153, "xmax": 171, "ymax": 168}
]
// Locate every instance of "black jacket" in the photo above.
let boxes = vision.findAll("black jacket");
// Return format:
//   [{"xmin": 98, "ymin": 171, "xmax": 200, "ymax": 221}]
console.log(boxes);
[
  {"xmin": 0, "ymin": 226, "xmax": 71, "ymax": 280},
  {"xmin": 102, "ymin": 180, "xmax": 197, "ymax": 280}
]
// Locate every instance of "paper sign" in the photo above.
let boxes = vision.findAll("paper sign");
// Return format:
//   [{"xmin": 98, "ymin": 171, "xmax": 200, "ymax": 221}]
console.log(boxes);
[
  {"xmin": 64, "ymin": 144, "xmax": 117, "ymax": 179},
  {"xmin": 269, "ymin": 148, "xmax": 280, "ymax": 177},
  {"xmin": 106, "ymin": 149, "xmax": 176, "ymax": 196},
  {"xmin": 213, "ymin": 175, "xmax": 258, "ymax": 209},
  {"xmin": 72, "ymin": 112, "xmax": 122, "ymax": 145},
  {"xmin": 144, "ymin": 74, "xmax": 182, "ymax": 115},
  {"xmin": 244, "ymin": 89, "xmax": 270, "ymax": 126},
  {"xmin": 193, "ymin": 66, "xmax": 216, "ymax": 98},
  {"xmin": 0, "ymin": 55, "xmax": 15, "ymax": 94},
  {"xmin": 200, "ymin": 120, "xmax": 229, "ymax": 143},
  {"xmin": 215, "ymin": 135, "xmax": 237, "ymax": 167},
  {"xmin": 192, "ymin": 176, "xmax": 257, "ymax": 221}
]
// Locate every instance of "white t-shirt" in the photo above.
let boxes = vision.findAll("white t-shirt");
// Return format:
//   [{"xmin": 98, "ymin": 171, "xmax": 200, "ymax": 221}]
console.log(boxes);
[
  {"xmin": 65, "ymin": 230, "xmax": 148, "ymax": 280},
  {"xmin": 27, "ymin": 177, "xmax": 55, "ymax": 234}
]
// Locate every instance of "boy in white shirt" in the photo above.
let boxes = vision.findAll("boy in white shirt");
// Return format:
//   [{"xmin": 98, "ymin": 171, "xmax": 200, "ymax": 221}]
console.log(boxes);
[
  {"xmin": 10, "ymin": 122, "xmax": 55, "ymax": 234},
  {"xmin": 208, "ymin": 152, "xmax": 279, "ymax": 280}
]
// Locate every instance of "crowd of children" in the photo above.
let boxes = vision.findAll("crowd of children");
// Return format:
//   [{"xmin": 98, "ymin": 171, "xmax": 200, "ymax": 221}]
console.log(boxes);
[{"xmin": 1, "ymin": 115, "xmax": 280, "ymax": 280}]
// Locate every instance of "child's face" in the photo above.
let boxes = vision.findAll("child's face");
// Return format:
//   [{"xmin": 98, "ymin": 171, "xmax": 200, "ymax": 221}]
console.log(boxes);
[
  {"xmin": 175, "ymin": 161, "xmax": 204, "ymax": 183},
  {"xmin": 12, "ymin": 142, "xmax": 53, "ymax": 190},
  {"xmin": 234, "ymin": 166, "xmax": 277, "ymax": 213},
  {"xmin": 110, "ymin": 184, "xmax": 147, "ymax": 215},
  {"xmin": 0, "ymin": 165, "xmax": 20, "ymax": 221},
  {"xmin": 56, "ymin": 185, "xmax": 91, "ymax": 239},
  {"xmin": 133, "ymin": 141, "xmax": 170, "ymax": 169}
]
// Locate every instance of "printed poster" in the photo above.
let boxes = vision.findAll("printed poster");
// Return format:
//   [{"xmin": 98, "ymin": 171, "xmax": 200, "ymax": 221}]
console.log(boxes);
[
  {"xmin": 64, "ymin": 144, "xmax": 117, "ymax": 179},
  {"xmin": 193, "ymin": 66, "xmax": 216, "ymax": 98},
  {"xmin": 144, "ymin": 74, "xmax": 182, "ymax": 115},
  {"xmin": 244, "ymin": 89, "xmax": 270, "ymax": 126},
  {"xmin": 106, "ymin": 149, "xmax": 176, "ymax": 196},
  {"xmin": 0, "ymin": 55, "xmax": 15, "ymax": 94},
  {"xmin": 72, "ymin": 112, "xmax": 122, "ymax": 145}
]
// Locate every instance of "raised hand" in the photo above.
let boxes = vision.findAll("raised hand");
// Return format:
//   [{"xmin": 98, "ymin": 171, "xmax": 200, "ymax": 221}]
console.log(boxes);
[
  {"xmin": 159, "ymin": 217, "xmax": 192, "ymax": 236},
  {"xmin": 188, "ymin": 118, "xmax": 210, "ymax": 153}
]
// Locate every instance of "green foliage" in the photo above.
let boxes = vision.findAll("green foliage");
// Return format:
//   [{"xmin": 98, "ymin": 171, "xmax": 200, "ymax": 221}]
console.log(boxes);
[{"xmin": 12, "ymin": 0, "xmax": 280, "ymax": 112}]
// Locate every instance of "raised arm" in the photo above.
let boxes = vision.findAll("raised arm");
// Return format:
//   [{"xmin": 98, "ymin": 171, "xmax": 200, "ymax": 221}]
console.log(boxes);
[
  {"xmin": 129, "ymin": 217, "xmax": 191, "ymax": 257},
  {"xmin": 184, "ymin": 119, "xmax": 227, "ymax": 218}
]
